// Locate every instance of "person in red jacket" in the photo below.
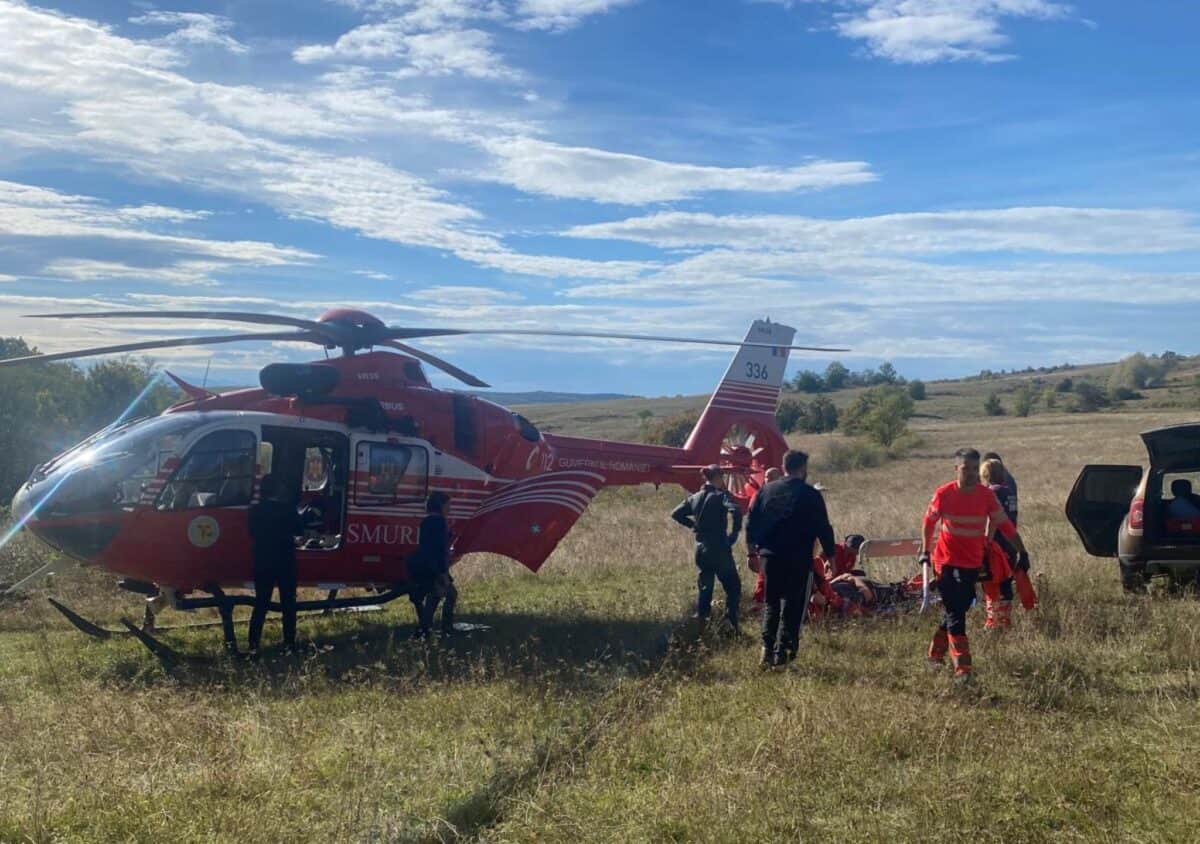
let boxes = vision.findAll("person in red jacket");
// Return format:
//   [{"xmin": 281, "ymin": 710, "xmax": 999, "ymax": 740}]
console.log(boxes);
[
  {"xmin": 919, "ymin": 448, "xmax": 1030, "ymax": 681},
  {"xmin": 825, "ymin": 534, "xmax": 866, "ymax": 578},
  {"xmin": 980, "ymin": 458, "xmax": 1019, "ymax": 629},
  {"xmin": 747, "ymin": 467, "xmax": 782, "ymax": 611}
]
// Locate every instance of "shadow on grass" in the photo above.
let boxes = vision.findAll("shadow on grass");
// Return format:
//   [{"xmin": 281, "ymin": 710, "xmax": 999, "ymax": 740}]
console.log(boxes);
[{"xmin": 99, "ymin": 606, "xmax": 740, "ymax": 701}]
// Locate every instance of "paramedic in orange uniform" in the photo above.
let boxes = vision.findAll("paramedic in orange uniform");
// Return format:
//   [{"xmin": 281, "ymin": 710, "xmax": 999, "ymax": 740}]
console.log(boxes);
[{"xmin": 919, "ymin": 448, "xmax": 1030, "ymax": 680}]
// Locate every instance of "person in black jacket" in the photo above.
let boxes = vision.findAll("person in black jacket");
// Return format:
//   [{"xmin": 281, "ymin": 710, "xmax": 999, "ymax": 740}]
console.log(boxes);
[
  {"xmin": 247, "ymin": 474, "xmax": 303, "ymax": 654},
  {"xmin": 671, "ymin": 464, "xmax": 743, "ymax": 632},
  {"xmin": 408, "ymin": 491, "xmax": 457, "ymax": 638},
  {"xmin": 747, "ymin": 450, "xmax": 836, "ymax": 667}
]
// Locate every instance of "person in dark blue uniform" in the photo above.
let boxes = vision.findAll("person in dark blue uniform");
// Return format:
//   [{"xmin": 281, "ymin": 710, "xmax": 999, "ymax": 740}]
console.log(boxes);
[
  {"xmin": 747, "ymin": 450, "xmax": 836, "ymax": 667},
  {"xmin": 247, "ymin": 474, "xmax": 303, "ymax": 654},
  {"xmin": 408, "ymin": 491, "xmax": 457, "ymax": 637},
  {"xmin": 672, "ymin": 464, "xmax": 743, "ymax": 632}
]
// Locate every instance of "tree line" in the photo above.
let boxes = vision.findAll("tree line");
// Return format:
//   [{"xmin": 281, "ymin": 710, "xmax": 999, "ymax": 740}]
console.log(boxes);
[{"xmin": 0, "ymin": 338, "xmax": 174, "ymax": 506}]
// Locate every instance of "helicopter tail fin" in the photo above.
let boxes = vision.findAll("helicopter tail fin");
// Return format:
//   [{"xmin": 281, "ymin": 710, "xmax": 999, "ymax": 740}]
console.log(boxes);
[{"xmin": 683, "ymin": 319, "xmax": 795, "ymax": 467}]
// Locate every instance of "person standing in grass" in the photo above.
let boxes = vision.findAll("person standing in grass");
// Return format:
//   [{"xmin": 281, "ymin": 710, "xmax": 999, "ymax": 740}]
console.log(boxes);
[
  {"xmin": 920, "ymin": 448, "xmax": 1030, "ymax": 681},
  {"xmin": 747, "ymin": 449, "xmax": 836, "ymax": 668},
  {"xmin": 671, "ymin": 464, "xmax": 743, "ymax": 632},
  {"xmin": 747, "ymin": 467, "xmax": 783, "ymax": 613},
  {"xmin": 247, "ymin": 474, "xmax": 303, "ymax": 656},
  {"xmin": 408, "ymin": 491, "xmax": 457, "ymax": 638}
]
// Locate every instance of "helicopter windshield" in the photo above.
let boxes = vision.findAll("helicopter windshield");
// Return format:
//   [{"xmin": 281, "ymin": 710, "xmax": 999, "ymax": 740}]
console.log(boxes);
[{"xmin": 29, "ymin": 414, "xmax": 207, "ymax": 515}]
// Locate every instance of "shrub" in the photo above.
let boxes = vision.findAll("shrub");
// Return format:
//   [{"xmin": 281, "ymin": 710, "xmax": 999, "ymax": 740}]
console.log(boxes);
[
  {"xmin": 1055, "ymin": 377, "xmax": 1074, "ymax": 393},
  {"xmin": 808, "ymin": 396, "xmax": 839, "ymax": 433},
  {"xmin": 821, "ymin": 439, "xmax": 886, "ymax": 473},
  {"xmin": 1071, "ymin": 381, "xmax": 1110, "ymax": 413},
  {"xmin": 775, "ymin": 398, "xmax": 806, "ymax": 434},
  {"xmin": 643, "ymin": 409, "xmax": 699, "ymax": 447},
  {"xmin": 1013, "ymin": 385, "xmax": 1035, "ymax": 418},
  {"xmin": 841, "ymin": 385, "xmax": 914, "ymax": 447},
  {"xmin": 1108, "ymin": 352, "xmax": 1168, "ymax": 394},
  {"xmin": 984, "ymin": 393, "xmax": 1005, "ymax": 416},
  {"xmin": 791, "ymin": 370, "xmax": 824, "ymax": 393},
  {"xmin": 1042, "ymin": 388, "xmax": 1057, "ymax": 409},
  {"xmin": 907, "ymin": 380, "xmax": 926, "ymax": 401},
  {"xmin": 823, "ymin": 361, "xmax": 850, "ymax": 391}
]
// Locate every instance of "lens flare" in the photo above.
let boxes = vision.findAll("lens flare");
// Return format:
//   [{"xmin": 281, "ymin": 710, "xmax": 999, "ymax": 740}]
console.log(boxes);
[{"xmin": 0, "ymin": 371, "xmax": 169, "ymax": 552}]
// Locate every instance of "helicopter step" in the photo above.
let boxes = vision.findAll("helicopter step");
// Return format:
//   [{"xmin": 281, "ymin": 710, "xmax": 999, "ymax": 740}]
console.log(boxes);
[{"xmin": 47, "ymin": 596, "xmax": 385, "ymax": 641}]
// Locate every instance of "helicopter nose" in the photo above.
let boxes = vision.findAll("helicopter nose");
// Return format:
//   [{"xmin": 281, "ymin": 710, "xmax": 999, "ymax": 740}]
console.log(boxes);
[
  {"xmin": 9, "ymin": 479, "xmax": 121, "ymax": 561},
  {"xmin": 10, "ymin": 482, "xmax": 37, "ymax": 531}
]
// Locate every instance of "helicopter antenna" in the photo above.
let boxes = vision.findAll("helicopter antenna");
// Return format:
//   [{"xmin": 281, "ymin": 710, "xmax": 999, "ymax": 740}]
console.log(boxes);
[{"xmin": 202, "ymin": 358, "xmax": 212, "ymax": 389}]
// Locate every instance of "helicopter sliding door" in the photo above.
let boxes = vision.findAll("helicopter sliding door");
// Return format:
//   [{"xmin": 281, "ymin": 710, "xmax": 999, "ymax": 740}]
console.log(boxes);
[
  {"xmin": 344, "ymin": 436, "xmax": 432, "ymax": 579},
  {"xmin": 261, "ymin": 426, "xmax": 349, "ymax": 553}
]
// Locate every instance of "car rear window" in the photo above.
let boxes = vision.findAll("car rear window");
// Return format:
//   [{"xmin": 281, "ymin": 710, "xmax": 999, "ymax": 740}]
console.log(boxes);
[{"xmin": 1159, "ymin": 469, "xmax": 1200, "ymax": 537}]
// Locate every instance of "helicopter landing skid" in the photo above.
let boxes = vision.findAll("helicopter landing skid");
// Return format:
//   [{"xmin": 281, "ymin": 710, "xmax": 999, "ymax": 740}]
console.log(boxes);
[{"xmin": 47, "ymin": 596, "xmax": 385, "ymax": 642}]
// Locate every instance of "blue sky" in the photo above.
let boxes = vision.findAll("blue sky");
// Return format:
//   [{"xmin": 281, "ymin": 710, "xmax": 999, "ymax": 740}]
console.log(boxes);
[{"xmin": 2, "ymin": 0, "xmax": 1199, "ymax": 395}]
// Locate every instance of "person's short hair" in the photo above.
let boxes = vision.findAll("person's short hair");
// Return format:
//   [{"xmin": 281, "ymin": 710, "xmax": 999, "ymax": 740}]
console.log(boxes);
[
  {"xmin": 983, "ymin": 451, "xmax": 1002, "ymax": 462},
  {"xmin": 764, "ymin": 467, "xmax": 783, "ymax": 482},
  {"xmin": 844, "ymin": 533, "xmax": 865, "ymax": 551},
  {"xmin": 426, "ymin": 491, "xmax": 450, "ymax": 513},
  {"xmin": 783, "ymin": 449, "xmax": 808, "ymax": 474},
  {"xmin": 701, "ymin": 464, "xmax": 722, "ymax": 482},
  {"xmin": 1172, "ymin": 479, "xmax": 1193, "ymax": 497},
  {"xmin": 981, "ymin": 459, "xmax": 1005, "ymax": 486},
  {"xmin": 955, "ymin": 447, "xmax": 981, "ymax": 463}
]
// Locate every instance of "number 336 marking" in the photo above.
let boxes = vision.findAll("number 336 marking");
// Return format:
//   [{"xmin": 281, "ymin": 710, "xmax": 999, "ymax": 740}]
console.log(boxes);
[{"xmin": 745, "ymin": 362, "xmax": 770, "ymax": 380}]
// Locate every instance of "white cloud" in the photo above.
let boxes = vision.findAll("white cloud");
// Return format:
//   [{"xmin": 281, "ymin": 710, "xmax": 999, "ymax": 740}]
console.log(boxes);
[
  {"xmin": 0, "ymin": 178, "xmax": 315, "ymax": 284},
  {"xmin": 0, "ymin": 3, "xmax": 640, "ymax": 281},
  {"xmin": 804, "ymin": 0, "xmax": 1072, "ymax": 63},
  {"xmin": 296, "ymin": 21, "xmax": 520, "ymax": 80},
  {"xmin": 475, "ymin": 137, "xmax": 876, "ymax": 203},
  {"xmin": 564, "ymin": 207, "xmax": 1200, "ymax": 254},
  {"xmin": 514, "ymin": 0, "xmax": 640, "ymax": 31},
  {"xmin": 353, "ymin": 269, "xmax": 395, "ymax": 280},
  {"xmin": 129, "ymin": 11, "xmax": 248, "ymax": 55},
  {"xmin": 41, "ymin": 258, "xmax": 222, "ymax": 286}
]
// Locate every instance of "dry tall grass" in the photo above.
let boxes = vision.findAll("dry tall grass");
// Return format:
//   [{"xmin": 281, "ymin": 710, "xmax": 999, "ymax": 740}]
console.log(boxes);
[{"xmin": 3, "ymin": 410, "xmax": 1200, "ymax": 842}]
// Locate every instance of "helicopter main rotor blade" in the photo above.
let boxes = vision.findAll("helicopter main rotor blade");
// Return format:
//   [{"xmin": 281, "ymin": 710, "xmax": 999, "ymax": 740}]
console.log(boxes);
[
  {"xmin": 27, "ymin": 310, "xmax": 330, "ymax": 334},
  {"xmin": 381, "ymin": 327, "xmax": 848, "ymax": 352},
  {"xmin": 0, "ymin": 330, "xmax": 321, "ymax": 368},
  {"xmin": 381, "ymin": 341, "xmax": 491, "ymax": 388}
]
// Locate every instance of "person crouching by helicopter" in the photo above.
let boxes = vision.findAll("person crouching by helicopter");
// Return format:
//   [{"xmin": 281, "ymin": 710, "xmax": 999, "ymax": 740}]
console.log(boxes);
[
  {"xmin": 747, "ymin": 449, "xmax": 836, "ymax": 668},
  {"xmin": 671, "ymin": 464, "xmax": 743, "ymax": 633},
  {"xmin": 407, "ymin": 491, "xmax": 457, "ymax": 638},
  {"xmin": 247, "ymin": 474, "xmax": 303, "ymax": 656}
]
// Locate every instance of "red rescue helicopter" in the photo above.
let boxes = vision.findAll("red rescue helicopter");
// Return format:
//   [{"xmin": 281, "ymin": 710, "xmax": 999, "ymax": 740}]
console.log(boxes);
[{"xmin": 4, "ymin": 308, "xmax": 838, "ymax": 652}]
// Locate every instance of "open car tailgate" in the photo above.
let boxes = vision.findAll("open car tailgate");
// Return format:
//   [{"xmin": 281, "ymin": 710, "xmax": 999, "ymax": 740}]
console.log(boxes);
[{"xmin": 1141, "ymin": 423, "xmax": 1200, "ymax": 471}]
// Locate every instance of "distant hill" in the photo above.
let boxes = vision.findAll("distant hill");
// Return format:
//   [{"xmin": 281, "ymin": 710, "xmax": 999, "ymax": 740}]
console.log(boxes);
[
  {"xmin": 517, "ymin": 353, "xmax": 1200, "ymax": 441},
  {"xmin": 468, "ymin": 390, "xmax": 637, "ymax": 405}
]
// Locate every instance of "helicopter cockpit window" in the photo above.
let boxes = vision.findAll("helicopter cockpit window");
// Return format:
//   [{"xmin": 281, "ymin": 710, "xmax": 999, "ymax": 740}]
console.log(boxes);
[
  {"xmin": 357, "ymin": 443, "xmax": 428, "ymax": 505},
  {"xmin": 29, "ymin": 414, "xmax": 205, "ymax": 517},
  {"xmin": 158, "ymin": 429, "xmax": 257, "ymax": 510}
]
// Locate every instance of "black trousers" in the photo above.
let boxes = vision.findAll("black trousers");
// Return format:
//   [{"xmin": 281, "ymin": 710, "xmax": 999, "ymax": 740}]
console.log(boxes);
[
  {"xmin": 761, "ymin": 556, "xmax": 813, "ymax": 658},
  {"xmin": 695, "ymin": 542, "xmax": 740, "ymax": 626},
  {"xmin": 937, "ymin": 565, "xmax": 979, "ymax": 636},
  {"xmin": 249, "ymin": 556, "xmax": 298, "ymax": 650},
  {"xmin": 410, "ymin": 574, "xmax": 458, "ymax": 633}
]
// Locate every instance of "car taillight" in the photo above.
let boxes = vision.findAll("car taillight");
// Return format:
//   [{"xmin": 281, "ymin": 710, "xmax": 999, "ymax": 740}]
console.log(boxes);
[{"xmin": 1130, "ymin": 498, "xmax": 1145, "ymax": 530}]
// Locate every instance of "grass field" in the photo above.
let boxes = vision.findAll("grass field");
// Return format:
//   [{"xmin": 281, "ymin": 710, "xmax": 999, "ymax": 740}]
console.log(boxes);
[{"xmin": 4, "ymin": 408, "xmax": 1200, "ymax": 842}]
